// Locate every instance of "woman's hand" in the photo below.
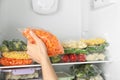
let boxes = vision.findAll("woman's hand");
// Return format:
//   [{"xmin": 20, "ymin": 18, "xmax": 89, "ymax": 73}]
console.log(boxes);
[
  {"xmin": 27, "ymin": 31, "xmax": 49, "ymax": 64},
  {"xmin": 26, "ymin": 30, "xmax": 58, "ymax": 80}
]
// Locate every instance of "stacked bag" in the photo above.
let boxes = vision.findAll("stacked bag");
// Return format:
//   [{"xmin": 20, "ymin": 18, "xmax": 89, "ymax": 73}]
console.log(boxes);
[
  {"xmin": 0, "ymin": 40, "xmax": 32, "ymax": 66},
  {"xmin": 51, "ymin": 38, "xmax": 109, "ymax": 63},
  {"xmin": 0, "ymin": 27, "xmax": 64, "ymax": 66},
  {"xmin": 0, "ymin": 27, "xmax": 109, "ymax": 65}
]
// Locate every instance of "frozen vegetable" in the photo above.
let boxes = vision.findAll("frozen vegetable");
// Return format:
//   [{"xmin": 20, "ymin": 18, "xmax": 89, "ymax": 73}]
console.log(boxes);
[
  {"xmin": 69, "ymin": 54, "xmax": 77, "ymax": 62},
  {"xmin": 62, "ymin": 40, "xmax": 87, "ymax": 49},
  {"xmin": 70, "ymin": 64, "xmax": 102, "ymax": 79},
  {"xmin": 0, "ymin": 40, "xmax": 27, "ymax": 52},
  {"xmin": 61, "ymin": 54, "xmax": 69, "ymax": 62},
  {"xmin": 64, "ymin": 48, "xmax": 88, "ymax": 54},
  {"xmin": 50, "ymin": 56, "xmax": 61, "ymax": 63},
  {"xmin": 81, "ymin": 38, "xmax": 106, "ymax": 46},
  {"xmin": 0, "ymin": 44, "xmax": 9, "ymax": 52},
  {"xmin": 22, "ymin": 28, "xmax": 64, "ymax": 56},
  {"xmin": 2, "ymin": 51, "xmax": 30, "ymax": 59},
  {"xmin": 86, "ymin": 42, "xmax": 109, "ymax": 53},
  {"xmin": 0, "ymin": 57, "xmax": 32, "ymax": 66},
  {"xmin": 86, "ymin": 53, "xmax": 106, "ymax": 61},
  {"xmin": 77, "ymin": 54, "xmax": 86, "ymax": 62}
]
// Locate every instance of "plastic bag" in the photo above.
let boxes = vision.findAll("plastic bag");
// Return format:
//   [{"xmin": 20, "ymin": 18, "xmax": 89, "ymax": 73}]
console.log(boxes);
[
  {"xmin": 22, "ymin": 28, "xmax": 64, "ymax": 56},
  {"xmin": 0, "ymin": 57, "xmax": 32, "ymax": 66}
]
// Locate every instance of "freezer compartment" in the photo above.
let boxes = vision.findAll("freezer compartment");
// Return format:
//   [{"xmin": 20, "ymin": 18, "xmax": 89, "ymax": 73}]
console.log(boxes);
[{"xmin": 0, "ymin": 67, "xmax": 42, "ymax": 80}]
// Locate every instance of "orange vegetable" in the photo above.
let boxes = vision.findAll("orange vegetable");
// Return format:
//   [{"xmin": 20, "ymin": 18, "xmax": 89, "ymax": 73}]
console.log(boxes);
[
  {"xmin": 0, "ymin": 57, "xmax": 32, "ymax": 66},
  {"xmin": 22, "ymin": 28, "xmax": 35, "ymax": 44},
  {"xmin": 23, "ymin": 28, "xmax": 64, "ymax": 56}
]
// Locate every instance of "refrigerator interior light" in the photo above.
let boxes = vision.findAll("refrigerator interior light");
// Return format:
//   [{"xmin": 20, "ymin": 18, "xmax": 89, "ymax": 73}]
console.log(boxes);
[{"xmin": 32, "ymin": 0, "xmax": 59, "ymax": 14}]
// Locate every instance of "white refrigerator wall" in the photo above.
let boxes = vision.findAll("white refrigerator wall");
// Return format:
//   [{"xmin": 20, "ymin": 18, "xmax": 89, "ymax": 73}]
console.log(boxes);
[
  {"xmin": 0, "ymin": 0, "xmax": 82, "ymax": 41},
  {"xmin": 81, "ymin": 0, "xmax": 120, "ymax": 80}
]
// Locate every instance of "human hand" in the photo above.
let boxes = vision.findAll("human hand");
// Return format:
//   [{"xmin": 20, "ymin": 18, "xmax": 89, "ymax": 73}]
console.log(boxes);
[
  {"xmin": 27, "ymin": 31, "xmax": 49, "ymax": 64},
  {"xmin": 26, "ymin": 30, "xmax": 58, "ymax": 80}
]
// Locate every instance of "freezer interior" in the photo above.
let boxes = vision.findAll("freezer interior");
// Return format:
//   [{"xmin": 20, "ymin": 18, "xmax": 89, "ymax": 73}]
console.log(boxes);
[{"xmin": 0, "ymin": 0, "xmax": 120, "ymax": 80}]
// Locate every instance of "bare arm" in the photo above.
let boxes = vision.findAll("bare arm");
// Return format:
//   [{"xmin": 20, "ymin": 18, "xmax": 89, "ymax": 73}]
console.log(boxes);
[{"xmin": 27, "ymin": 31, "xmax": 58, "ymax": 80}]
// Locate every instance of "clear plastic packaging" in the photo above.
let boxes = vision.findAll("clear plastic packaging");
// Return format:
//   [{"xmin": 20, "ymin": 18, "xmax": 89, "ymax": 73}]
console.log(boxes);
[
  {"xmin": 22, "ymin": 28, "xmax": 64, "ymax": 57},
  {"xmin": 56, "ymin": 72, "xmax": 74, "ymax": 80},
  {"xmin": 0, "ymin": 67, "xmax": 41, "ymax": 80},
  {"xmin": 86, "ymin": 53, "xmax": 106, "ymax": 61}
]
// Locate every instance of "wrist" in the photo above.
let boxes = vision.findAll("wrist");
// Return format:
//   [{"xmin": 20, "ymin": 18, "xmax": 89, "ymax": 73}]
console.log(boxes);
[{"xmin": 40, "ymin": 57, "xmax": 51, "ymax": 65}]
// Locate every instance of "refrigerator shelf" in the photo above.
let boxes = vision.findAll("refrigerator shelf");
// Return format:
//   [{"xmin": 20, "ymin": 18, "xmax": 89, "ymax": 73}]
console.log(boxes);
[{"xmin": 0, "ymin": 60, "xmax": 111, "ymax": 69}]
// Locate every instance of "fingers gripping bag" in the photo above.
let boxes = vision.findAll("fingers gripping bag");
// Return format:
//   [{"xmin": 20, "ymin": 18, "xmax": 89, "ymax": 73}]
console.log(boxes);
[{"xmin": 22, "ymin": 28, "xmax": 64, "ymax": 57}]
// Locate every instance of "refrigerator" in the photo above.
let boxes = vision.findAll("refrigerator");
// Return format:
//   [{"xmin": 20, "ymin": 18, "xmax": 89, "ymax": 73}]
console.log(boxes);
[{"xmin": 0, "ymin": 0, "xmax": 120, "ymax": 80}]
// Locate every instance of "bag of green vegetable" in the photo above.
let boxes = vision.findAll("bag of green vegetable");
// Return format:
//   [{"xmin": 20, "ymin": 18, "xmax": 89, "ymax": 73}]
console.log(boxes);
[
  {"xmin": 50, "ymin": 55, "xmax": 61, "ymax": 63},
  {"xmin": 86, "ymin": 42, "xmax": 109, "ymax": 53},
  {"xmin": 64, "ymin": 48, "xmax": 88, "ymax": 54},
  {"xmin": 0, "ymin": 40, "xmax": 27, "ymax": 52},
  {"xmin": 70, "ymin": 64, "xmax": 102, "ymax": 79}
]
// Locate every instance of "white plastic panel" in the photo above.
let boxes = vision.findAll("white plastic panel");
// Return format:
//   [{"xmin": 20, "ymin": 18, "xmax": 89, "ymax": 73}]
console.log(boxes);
[
  {"xmin": 92, "ymin": 0, "xmax": 115, "ymax": 9},
  {"xmin": 32, "ymin": 0, "xmax": 59, "ymax": 14},
  {"xmin": 0, "ymin": 0, "xmax": 82, "ymax": 41}
]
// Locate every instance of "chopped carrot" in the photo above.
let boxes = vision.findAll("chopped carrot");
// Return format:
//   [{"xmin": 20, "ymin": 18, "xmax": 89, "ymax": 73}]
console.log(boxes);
[
  {"xmin": 0, "ymin": 57, "xmax": 32, "ymax": 66},
  {"xmin": 23, "ymin": 28, "xmax": 64, "ymax": 56}
]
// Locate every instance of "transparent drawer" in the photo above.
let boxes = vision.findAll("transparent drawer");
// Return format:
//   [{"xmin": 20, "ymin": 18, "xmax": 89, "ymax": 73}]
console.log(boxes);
[{"xmin": 0, "ymin": 67, "xmax": 41, "ymax": 80}]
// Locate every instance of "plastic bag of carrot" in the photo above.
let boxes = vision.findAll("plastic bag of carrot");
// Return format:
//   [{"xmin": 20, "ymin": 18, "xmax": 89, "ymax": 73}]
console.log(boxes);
[
  {"xmin": 22, "ymin": 28, "xmax": 64, "ymax": 57},
  {"xmin": 0, "ymin": 57, "xmax": 32, "ymax": 66}
]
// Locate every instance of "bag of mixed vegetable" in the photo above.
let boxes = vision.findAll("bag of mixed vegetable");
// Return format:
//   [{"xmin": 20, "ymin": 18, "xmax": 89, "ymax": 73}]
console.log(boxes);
[
  {"xmin": 0, "ymin": 40, "xmax": 32, "ymax": 66},
  {"xmin": 81, "ymin": 38, "xmax": 109, "ymax": 61},
  {"xmin": 62, "ymin": 40, "xmax": 88, "ymax": 54},
  {"xmin": 81, "ymin": 38, "xmax": 109, "ymax": 53},
  {"xmin": 70, "ymin": 64, "xmax": 103, "ymax": 80},
  {"xmin": 60, "ymin": 40, "xmax": 88, "ymax": 63}
]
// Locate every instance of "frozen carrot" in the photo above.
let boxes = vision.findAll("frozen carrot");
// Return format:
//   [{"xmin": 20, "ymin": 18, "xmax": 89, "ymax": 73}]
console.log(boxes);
[{"xmin": 23, "ymin": 28, "xmax": 64, "ymax": 56}]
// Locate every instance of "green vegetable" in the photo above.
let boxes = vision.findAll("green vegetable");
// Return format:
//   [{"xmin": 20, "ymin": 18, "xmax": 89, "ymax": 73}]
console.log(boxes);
[
  {"xmin": 0, "ymin": 44, "xmax": 9, "ymax": 52},
  {"xmin": 13, "ymin": 40, "xmax": 21, "ymax": 50},
  {"xmin": 70, "ymin": 64, "xmax": 102, "ymax": 78},
  {"xmin": 20, "ymin": 45, "xmax": 27, "ymax": 51},
  {"xmin": 2, "ymin": 40, "xmax": 9, "ymax": 46},
  {"xmin": 8, "ymin": 41, "xmax": 15, "ymax": 51},
  {"xmin": 20, "ymin": 41, "xmax": 27, "ymax": 50},
  {"xmin": 84, "ymin": 65, "xmax": 96, "ymax": 77},
  {"xmin": 86, "ymin": 42, "xmax": 109, "ymax": 53},
  {"xmin": 0, "ymin": 39, "xmax": 27, "ymax": 52},
  {"xmin": 50, "ymin": 56, "xmax": 61, "ymax": 63},
  {"xmin": 70, "ymin": 65, "xmax": 86, "ymax": 78},
  {"xmin": 64, "ymin": 48, "xmax": 88, "ymax": 54},
  {"xmin": 76, "ymin": 71, "xmax": 86, "ymax": 78},
  {"xmin": 11, "ymin": 40, "xmax": 27, "ymax": 51}
]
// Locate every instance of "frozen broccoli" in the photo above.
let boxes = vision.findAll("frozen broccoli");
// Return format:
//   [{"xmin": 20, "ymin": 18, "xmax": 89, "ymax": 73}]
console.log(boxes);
[
  {"xmin": 2, "ymin": 40, "xmax": 9, "ymax": 46},
  {"xmin": 0, "ymin": 44, "xmax": 9, "ymax": 52},
  {"xmin": 12, "ymin": 40, "xmax": 22, "ymax": 51},
  {"xmin": 11, "ymin": 40, "xmax": 27, "ymax": 51},
  {"xmin": 21, "ymin": 45, "xmax": 27, "ymax": 51},
  {"xmin": 50, "ymin": 56, "xmax": 61, "ymax": 63},
  {"xmin": 0, "ymin": 39, "xmax": 27, "ymax": 52},
  {"xmin": 20, "ymin": 40, "xmax": 27, "ymax": 51}
]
